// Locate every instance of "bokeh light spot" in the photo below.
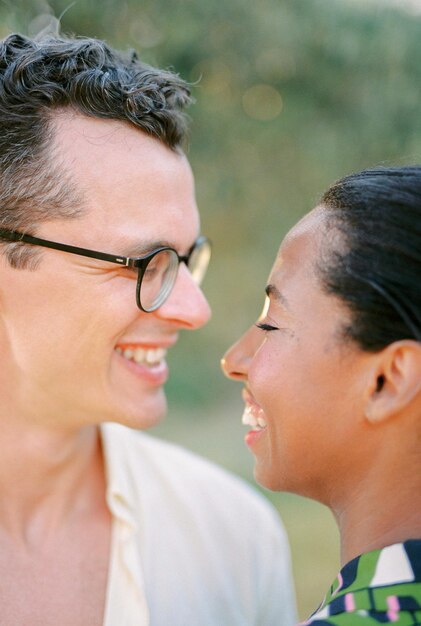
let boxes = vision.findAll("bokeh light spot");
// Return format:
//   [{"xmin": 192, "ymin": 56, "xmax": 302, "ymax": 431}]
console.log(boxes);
[
  {"xmin": 129, "ymin": 18, "xmax": 163, "ymax": 48},
  {"xmin": 242, "ymin": 84, "xmax": 283, "ymax": 121}
]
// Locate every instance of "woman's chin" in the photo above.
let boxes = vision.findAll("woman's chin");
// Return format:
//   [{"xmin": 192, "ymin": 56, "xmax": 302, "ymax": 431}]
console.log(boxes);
[{"xmin": 253, "ymin": 463, "xmax": 285, "ymax": 492}]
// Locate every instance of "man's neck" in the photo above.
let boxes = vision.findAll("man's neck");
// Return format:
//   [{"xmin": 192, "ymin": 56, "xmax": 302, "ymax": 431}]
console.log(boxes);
[{"xmin": 0, "ymin": 422, "xmax": 106, "ymax": 547}]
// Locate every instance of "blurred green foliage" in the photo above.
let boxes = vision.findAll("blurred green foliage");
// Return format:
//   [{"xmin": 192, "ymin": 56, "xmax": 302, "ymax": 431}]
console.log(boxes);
[{"xmin": 1, "ymin": 0, "xmax": 420, "ymax": 618}]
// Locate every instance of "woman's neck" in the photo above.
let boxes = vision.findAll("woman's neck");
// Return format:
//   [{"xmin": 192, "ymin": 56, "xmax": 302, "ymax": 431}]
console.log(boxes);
[{"xmin": 332, "ymin": 444, "xmax": 421, "ymax": 565}]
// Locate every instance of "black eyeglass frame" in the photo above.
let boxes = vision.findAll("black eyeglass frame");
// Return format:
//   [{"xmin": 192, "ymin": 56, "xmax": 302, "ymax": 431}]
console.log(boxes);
[{"xmin": 0, "ymin": 227, "xmax": 210, "ymax": 312}]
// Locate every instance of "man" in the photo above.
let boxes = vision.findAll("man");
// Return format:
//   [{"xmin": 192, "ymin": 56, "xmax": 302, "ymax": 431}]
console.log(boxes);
[{"xmin": 0, "ymin": 33, "xmax": 296, "ymax": 625}]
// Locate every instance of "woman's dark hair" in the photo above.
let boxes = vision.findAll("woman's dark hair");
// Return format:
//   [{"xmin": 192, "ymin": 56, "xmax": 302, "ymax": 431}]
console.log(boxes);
[
  {"xmin": 320, "ymin": 166, "xmax": 421, "ymax": 351},
  {"xmin": 0, "ymin": 33, "xmax": 192, "ymax": 267}
]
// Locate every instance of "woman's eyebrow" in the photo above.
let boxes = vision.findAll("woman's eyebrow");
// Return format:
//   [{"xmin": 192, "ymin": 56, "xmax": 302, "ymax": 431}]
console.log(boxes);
[{"xmin": 265, "ymin": 283, "xmax": 290, "ymax": 310}]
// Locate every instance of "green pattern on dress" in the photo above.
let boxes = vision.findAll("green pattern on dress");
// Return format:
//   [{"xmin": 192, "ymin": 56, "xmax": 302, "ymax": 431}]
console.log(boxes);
[{"xmin": 300, "ymin": 540, "xmax": 421, "ymax": 625}]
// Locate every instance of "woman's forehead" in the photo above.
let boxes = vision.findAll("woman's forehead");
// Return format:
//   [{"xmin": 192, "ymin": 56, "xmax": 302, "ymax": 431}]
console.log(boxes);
[
  {"xmin": 284, "ymin": 206, "xmax": 327, "ymax": 245},
  {"xmin": 272, "ymin": 207, "xmax": 327, "ymax": 270}
]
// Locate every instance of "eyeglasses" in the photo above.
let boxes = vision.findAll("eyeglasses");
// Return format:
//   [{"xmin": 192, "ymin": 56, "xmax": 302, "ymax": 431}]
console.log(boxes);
[{"xmin": 0, "ymin": 228, "xmax": 211, "ymax": 312}]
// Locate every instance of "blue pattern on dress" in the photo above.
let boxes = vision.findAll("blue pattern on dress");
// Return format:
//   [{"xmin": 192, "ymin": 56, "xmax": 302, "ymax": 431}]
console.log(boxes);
[{"xmin": 340, "ymin": 555, "xmax": 359, "ymax": 590}]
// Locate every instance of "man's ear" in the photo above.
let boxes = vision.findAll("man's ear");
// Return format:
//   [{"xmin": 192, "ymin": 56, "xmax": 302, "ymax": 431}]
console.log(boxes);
[{"xmin": 364, "ymin": 341, "xmax": 421, "ymax": 424}]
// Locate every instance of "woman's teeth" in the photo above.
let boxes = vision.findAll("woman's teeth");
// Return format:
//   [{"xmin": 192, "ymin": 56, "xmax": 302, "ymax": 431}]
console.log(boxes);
[
  {"xmin": 242, "ymin": 404, "xmax": 267, "ymax": 430},
  {"xmin": 115, "ymin": 346, "xmax": 167, "ymax": 366}
]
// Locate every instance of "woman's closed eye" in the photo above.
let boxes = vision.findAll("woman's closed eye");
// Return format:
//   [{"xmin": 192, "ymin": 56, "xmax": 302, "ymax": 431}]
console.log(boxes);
[
  {"xmin": 255, "ymin": 322, "xmax": 294, "ymax": 337},
  {"xmin": 255, "ymin": 322, "xmax": 279, "ymax": 332}
]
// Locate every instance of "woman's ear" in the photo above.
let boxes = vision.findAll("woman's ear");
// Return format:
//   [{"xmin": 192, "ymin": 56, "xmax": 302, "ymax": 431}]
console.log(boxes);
[{"xmin": 364, "ymin": 341, "xmax": 421, "ymax": 425}]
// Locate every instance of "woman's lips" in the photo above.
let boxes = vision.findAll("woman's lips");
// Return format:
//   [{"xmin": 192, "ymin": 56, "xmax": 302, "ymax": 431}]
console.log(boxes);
[{"xmin": 244, "ymin": 428, "xmax": 266, "ymax": 448}]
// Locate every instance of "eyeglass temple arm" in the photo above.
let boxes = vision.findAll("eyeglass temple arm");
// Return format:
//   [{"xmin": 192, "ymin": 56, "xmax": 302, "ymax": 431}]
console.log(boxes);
[{"xmin": 0, "ymin": 228, "xmax": 132, "ymax": 266}]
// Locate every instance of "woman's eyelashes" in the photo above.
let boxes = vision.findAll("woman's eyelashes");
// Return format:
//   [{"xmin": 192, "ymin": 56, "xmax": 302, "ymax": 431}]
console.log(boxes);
[
  {"xmin": 255, "ymin": 321, "xmax": 294, "ymax": 337},
  {"xmin": 255, "ymin": 322, "xmax": 279, "ymax": 332}
]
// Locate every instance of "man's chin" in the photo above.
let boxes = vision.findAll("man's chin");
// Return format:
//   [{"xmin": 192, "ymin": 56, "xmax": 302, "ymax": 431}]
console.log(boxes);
[{"xmin": 115, "ymin": 391, "xmax": 168, "ymax": 431}]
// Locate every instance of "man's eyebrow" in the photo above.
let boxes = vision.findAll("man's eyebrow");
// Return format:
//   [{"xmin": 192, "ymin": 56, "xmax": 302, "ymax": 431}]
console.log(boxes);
[
  {"xmin": 265, "ymin": 284, "xmax": 290, "ymax": 310},
  {"xmin": 120, "ymin": 231, "xmax": 201, "ymax": 257},
  {"xmin": 120, "ymin": 239, "xmax": 174, "ymax": 257}
]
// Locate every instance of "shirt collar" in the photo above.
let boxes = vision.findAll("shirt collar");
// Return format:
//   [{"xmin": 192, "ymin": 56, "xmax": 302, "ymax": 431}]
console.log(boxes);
[{"xmin": 100, "ymin": 423, "xmax": 138, "ymax": 531}]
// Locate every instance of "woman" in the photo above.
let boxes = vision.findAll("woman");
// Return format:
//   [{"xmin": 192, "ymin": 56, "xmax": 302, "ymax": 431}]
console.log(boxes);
[{"xmin": 222, "ymin": 166, "xmax": 421, "ymax": 625}]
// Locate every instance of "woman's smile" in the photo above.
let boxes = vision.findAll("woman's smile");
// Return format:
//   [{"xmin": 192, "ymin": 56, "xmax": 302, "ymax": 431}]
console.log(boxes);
[{"xmin": 241, "ymin": 388, "xmax": 268, "ymax": 447}]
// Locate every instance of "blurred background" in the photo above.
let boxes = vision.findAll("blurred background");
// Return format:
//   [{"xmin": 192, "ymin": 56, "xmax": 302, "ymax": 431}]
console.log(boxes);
[{"xmin": 1, "ymin": 0, "xmax": 421, "ymax": 618}]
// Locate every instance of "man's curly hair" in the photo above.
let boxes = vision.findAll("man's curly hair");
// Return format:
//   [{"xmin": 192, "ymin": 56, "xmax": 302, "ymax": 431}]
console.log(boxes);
[{"xmin": 0, "ymin": 33, "xmax": 193, "ymax": 267}]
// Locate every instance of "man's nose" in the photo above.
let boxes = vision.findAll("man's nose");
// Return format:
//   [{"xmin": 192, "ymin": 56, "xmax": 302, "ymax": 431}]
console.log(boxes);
[
  {"xmin": 221, "ymin": 324, "xmax": 263, "ymax": 381},
  {"xmin": 155, "ymin": 262, "xmax": 211, "ymax": 329}
]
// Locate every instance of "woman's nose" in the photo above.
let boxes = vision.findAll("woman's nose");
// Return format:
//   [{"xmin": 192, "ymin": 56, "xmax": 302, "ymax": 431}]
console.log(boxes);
[{"xmin": 221, "ymin": 324, "xmax": 263, "ymax": 381}]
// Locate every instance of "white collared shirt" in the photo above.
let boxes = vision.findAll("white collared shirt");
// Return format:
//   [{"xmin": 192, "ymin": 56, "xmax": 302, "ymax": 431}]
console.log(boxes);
[{"xmin": 100, "ymin": 423, "xmax": 297, "ymax": 626}]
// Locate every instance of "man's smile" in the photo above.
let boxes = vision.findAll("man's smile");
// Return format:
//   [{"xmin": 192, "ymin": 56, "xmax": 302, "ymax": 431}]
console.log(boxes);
[{"xmin": 115, "ymin": 344, "xmax": 168, "ymax": 367}]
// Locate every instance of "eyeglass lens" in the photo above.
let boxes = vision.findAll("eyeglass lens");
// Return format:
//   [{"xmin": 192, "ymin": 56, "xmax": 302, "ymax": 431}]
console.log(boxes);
[
  {"xmin": 138, "ymin": 238, "xmax": 211, "ymax": 312},
  {"xmin": 188, "ymin": 239, "xmax": 211, "ymax": 285},
  {"xmin": 139, "ymin": 249, "xmax": 179, "ymax": 312}
]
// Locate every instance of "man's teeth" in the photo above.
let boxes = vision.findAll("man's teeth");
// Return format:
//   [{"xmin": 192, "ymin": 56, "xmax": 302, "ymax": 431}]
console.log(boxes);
[
  {"xmin": 241, "ymin": 404, "xmax": 267, "ymax": 430},
  {"xmin": 115, "ymin": 346, "xmax": 167, "ymax": 365}
]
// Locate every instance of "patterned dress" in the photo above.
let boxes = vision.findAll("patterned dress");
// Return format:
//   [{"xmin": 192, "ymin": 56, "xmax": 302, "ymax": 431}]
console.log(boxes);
[{"xmin": 301, "ymin": 540, "xmax": 421, "ymax": 625}]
